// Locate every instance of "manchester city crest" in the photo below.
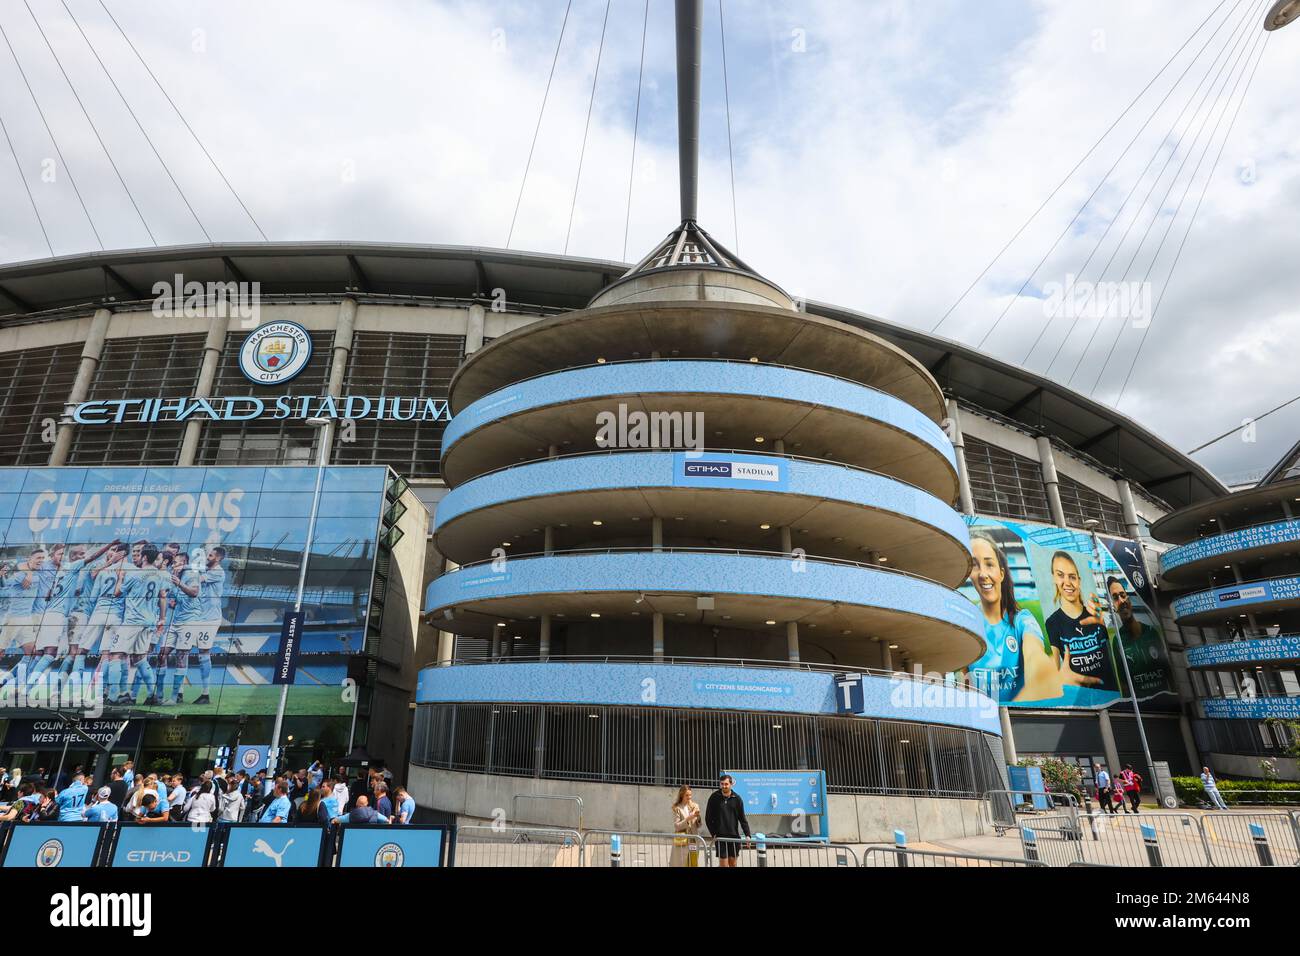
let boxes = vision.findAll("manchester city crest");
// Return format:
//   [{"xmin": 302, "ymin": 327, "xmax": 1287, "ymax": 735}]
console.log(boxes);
[
  {"xmin": 239, "ymin": 321, "xmax": 312, "ymax": 385},
  {"xmin": 374, "ymin": 843, "xmax": 404, "ymax": 868},
  {"xmin": 36, "ymin": 838, "xmax": 64, "ymax": 868}
]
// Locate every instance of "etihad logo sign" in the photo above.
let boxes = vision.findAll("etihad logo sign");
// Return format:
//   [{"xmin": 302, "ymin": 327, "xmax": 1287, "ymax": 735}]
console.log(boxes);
[
  {"xmin": 70, "ymin": 395, "xmax": 452, "ymax": 426},
  {"xmin": 125, "ymin": 849, "xmax": 192, "ymax": 864},
  {"xmin": 682, "ymin": 459, "xmax": 781, "ymax": 483}
]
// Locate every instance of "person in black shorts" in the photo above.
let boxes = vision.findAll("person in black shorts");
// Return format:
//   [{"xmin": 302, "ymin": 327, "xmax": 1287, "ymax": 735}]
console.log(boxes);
[{"xmin": 705, "ymin": 774, "xmax": 751, "ymax": 867}]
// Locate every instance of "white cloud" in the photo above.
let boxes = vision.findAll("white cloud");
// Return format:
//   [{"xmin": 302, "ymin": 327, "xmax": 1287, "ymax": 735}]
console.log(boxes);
[{"xmin": 0, "ymin": 0, "xmax": 1297, "ymax": 481}]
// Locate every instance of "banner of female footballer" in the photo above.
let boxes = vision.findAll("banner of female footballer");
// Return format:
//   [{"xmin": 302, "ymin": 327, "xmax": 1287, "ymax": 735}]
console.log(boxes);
[{"xmin": 960, "ymin": 517, "xmax": 1174, "ymax": 709}]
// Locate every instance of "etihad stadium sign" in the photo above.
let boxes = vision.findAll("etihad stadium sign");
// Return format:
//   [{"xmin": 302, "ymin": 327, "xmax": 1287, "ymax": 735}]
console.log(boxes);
[{"xmin": 69, "ymin": 394, "xmax": 452, "ymax": 425}]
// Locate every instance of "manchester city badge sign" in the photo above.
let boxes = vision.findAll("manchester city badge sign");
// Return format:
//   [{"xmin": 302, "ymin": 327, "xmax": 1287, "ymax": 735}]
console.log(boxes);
[{"xmin": 239, "ymin": 321, "xmax": 312, "ymax": 385}]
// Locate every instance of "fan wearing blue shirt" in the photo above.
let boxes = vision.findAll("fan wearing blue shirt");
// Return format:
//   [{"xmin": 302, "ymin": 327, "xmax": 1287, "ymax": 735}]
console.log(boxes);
[
  {"xmin": 83, "ymin": 787, "xmax": 119, "ymax": 822},
  {"xmin": 321, "ymin": 783, "xmax": 342, "ymax": 824},
  {"xmin": 396, "ymin": 787, "xmax": 416, "ymax": 825},
  {"xmin": 259, "ymin": 783, "xmax": 291, "ymax": 823},
  {"xmin": 56, "ymin": 773, "xmax": 89, "ymax": 822}
]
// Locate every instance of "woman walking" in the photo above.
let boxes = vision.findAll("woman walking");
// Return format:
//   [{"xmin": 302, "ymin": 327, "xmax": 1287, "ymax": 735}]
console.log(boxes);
[{"xmin": 670, "ymin": 784, "xmax": 702, "ymax": 867}]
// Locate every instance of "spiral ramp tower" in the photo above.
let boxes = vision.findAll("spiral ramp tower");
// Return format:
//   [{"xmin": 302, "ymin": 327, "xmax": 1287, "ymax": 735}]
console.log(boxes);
[{"xmin": 412, "ymin": 0, "xmax": 1002, "ymax": 837}]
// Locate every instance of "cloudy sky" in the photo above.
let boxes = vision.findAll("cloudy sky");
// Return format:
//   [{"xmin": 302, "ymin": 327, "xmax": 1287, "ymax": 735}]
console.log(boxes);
[{"xmin": 0, "ymin": 0, "xmax": 1297, "ymax": 484}]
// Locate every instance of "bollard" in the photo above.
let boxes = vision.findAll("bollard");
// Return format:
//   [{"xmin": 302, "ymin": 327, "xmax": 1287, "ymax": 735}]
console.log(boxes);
[
  {"xmin": 894, "ymin": 828, "xmax": 908, "ymax": 868},
  {"xmin": 1249, "ymin": 823, "xmax": 1274, "ymax": 867},
  {"xmin": 610, "ymin": 833, "xmax": 621, "ymax": 868},
  {"xmin": 1141, "ymin": 823, "xmax": 1163, "ymax": 867},
  {"xmin": 1022, "ymin": 826, "xmax": 1039, "ymax": 863},
  {"xmin": 755, "ymin": 833, "xmax": 767, "ymax": 868}
]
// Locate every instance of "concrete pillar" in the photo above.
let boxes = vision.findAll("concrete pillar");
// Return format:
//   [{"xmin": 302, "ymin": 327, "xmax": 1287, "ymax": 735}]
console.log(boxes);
[
  {"xmin": 320, "ymin": 297, "xmax": 357, "ymax": 461},
  {"xmin": 178, "ymin": 312, "xmax": 233, "ymax": 465},
  {"xmin": 1036, "ymin": 435, "xmax": 1068, "ymax": 527},
  {"xmin": 1178, "ymin": 715, "xmax": 1201, "ymax": 773},
  {"xmin": 786, "ymin": 622, "xmax": 800, "ymax": 663},
  {"xmin": 543, "ymin": 527, "xmax": 554, "ymax": 555},
  {"xmin": 652, "ymin": 612, "xmax": 664, "ymax": 661},
  {"xmin": 880, "ymin": 643, "xmax": 893, "ymax": 671},
  {"xmin": 465, "ymin": 302, "xmax": 486, "ymax": 355},
  {"xmin": 1115, "ymin": 478, "xmax": 1142, "ymax": 541},
  {"xmin": 1098, "ymin": 708, "xmax": 1121, "ymax": 773},
  {"xmin": 998, "ymin": 707, "xmax": 1018, "ymax": 765},
  {"xmin": 490, "ymin": 632, "xmax": 500, "ymax": 660},
  {"xmin": 652, "ymin": 517, "xmax": 663, "ymax": 551},
  {"xmin": 436, "ymin": 630, "xmax": 454, "ymax": 666},
  {"xmin": 49, "ymin": 307, "xmax": 112, "ymax": 466},
  {"xmin": 539, "ymin": 614, "xmax": 551, "ymax": 661},
  {"xmin": 780, "ymin": 526, "xmax": 793, "ymax": 555},
  {"xmin": 946, "ymin": 398, "xmax": 976, "ymax": 515}
]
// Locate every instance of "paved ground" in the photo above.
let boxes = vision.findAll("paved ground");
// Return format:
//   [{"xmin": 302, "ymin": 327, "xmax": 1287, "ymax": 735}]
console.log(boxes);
[
  {"xmin": 917, "ymin": 805, "xmax": 1300, "ymax": 867},
  {"xmin": 447, "ymin": 805, "xmax": 1300, "ymax": 867}
]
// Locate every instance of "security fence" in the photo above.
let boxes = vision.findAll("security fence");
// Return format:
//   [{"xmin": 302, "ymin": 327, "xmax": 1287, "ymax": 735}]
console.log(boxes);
[
  {"xmin": 581, "ymin": 830, "xmax": 709, "ymax": 867},
  {"xmin": 712, "ymin": 836, "xmax": 860, "ymax": 867},
  {"xmin": 1018, "ymin": 809, "xmax": 1300, "ymax": 867},
  {"xmin": 453, "ymin": 825, "xmax": 585, "ymax": 867},
  {"xmin": 862, "ymin": 846, "xmax": 1044, "ymax": 868},
  {"xmin": 411, "ymin": 702, "xmax": 1004, "ymax": 798}
]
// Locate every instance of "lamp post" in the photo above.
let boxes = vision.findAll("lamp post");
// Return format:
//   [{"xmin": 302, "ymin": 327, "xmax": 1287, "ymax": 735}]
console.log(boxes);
[
  {"xmin": 268, "ymin": 416, "xmax": 332, "ymax": 777},
  {"xmin": 1264, "ymin": 0, "xmax": 1300, "ymax": 30},
  {"xmin": 1084, "ymin": 519, "xmax": 1156, "ymax": 787}
]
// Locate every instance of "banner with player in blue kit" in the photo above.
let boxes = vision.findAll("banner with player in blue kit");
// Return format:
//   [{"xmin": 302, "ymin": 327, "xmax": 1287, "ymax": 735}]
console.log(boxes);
[
  {"xmin": 959, "ymin": 517, "xmax": 1174, "ymax": 709},
  {"xmin": 0, "ymin": 465, "xmax": 388, "ymax": 718}
]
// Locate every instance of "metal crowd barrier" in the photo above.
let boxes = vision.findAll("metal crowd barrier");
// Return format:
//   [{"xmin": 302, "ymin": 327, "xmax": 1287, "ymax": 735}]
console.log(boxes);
[
  {"xmin": 711, "ymin": 836, "xmax": 860, "ymax": 867},
  {"xmin": 510, "ymin": 793, "xmax": 585, "ymax": 831},
  {"xmin": 581, "ymin": 829, "xmax": 708, "ymax": 868},
  {"xmin": 1021, "ymin": 810, "xmax": 1300, "ymax": 867},
  {"xmin": 982, "ymin": 789, "xmax": 1079, "ymax": 835},
  {"xmin": 453, "ymin": 824, "xmax": 585, "ymax": 867},
  {"xmin": 1199, "ymin": 812, "xmax": 1300, "ymax": 867},
  {"xmin": 862, "ymin": 846, "xmax": 1044, "ymax": 868},
  {"xmin": 1077, "ymin": 812, "xmax": 1210, "ymax": 867},
  {"xmin": 1016, "ymin": 813, "xmax": 1086, "ymax": 866}
]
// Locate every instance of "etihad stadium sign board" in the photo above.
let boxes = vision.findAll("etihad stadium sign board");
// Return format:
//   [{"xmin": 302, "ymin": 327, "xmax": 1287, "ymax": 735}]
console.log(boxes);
[{"xmin": 69, "ymin": 394, "xmax": 452, "ymax": 425}]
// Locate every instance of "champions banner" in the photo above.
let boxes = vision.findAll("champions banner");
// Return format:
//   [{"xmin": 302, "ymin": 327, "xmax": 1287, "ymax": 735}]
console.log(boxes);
[
  {"xmin": 0, "ymin": 465, "xmax": 387, "ymax": 719},
  {"xmin": 959, "ymin": 517, "xmax": 1174, "ymax": 709}
]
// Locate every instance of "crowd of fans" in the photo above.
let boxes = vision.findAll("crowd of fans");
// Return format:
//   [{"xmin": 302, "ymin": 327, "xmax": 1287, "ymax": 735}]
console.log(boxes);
[{"xmin": 0, "ymin": 759, "xmax": 417, "ymax": 827}]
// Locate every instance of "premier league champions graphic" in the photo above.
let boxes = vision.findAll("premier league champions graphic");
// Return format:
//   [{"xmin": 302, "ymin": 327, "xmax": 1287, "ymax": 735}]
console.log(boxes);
[{"xmin": 0, "ymin": 465, "xmax": 387, "ymax": 716}]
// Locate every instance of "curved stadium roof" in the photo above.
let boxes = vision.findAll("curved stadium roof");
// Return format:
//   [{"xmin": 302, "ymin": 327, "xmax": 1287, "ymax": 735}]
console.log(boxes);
[{"xmin": 0, "ymin": 240, "xmax": 1226, "ymax": 509}]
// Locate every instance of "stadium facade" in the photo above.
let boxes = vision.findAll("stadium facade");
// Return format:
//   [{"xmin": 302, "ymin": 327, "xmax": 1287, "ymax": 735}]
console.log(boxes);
[
  {"xmin": 1153, "ymin": 441, "xmax": 1300, "ymax": 780},
  {"xmin": 0, "ymin": 228, "xmax": 1234, "ymax": 832}
]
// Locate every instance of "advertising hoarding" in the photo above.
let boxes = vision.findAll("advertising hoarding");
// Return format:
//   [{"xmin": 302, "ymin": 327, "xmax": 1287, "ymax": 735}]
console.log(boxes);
[
  {"xmin": 960, "ymin": 517, "xmax": 1174, "ymax": 709},
  {"xmin": 0, "ymin": 465, "xmax": 387, "ymax": 718}
]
